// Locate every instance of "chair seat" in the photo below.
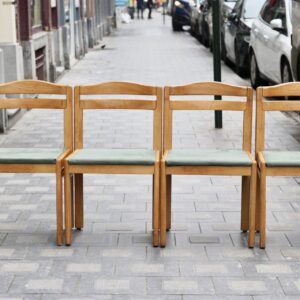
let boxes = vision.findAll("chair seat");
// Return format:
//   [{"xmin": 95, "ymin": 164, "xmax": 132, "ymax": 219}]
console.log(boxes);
[
  {"xmin": 0, "ymin": 148, "xmax": 63, "ymax": 164},
  {"xmin": 263, "ymin": 151, "xmax": 300, "ymax": 167},
  {"xmin": 166, "ymin": 149, "xmax": 252, "ymax": 166},
  {"xmin": 68, "ymin": 149, "xmax": 156, "ymax": 165}
]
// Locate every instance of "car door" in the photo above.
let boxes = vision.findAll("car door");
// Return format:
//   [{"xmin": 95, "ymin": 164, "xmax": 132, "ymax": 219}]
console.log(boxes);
[{"xmin": 224, "ymin": 0, "xmax": 243, "ymax": 62}]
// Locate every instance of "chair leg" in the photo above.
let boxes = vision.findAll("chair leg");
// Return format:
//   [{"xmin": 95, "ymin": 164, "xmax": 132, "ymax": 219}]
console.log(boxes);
[
  {"xmin": 166, "ymin": 175, "xmax": 172, "ymax": 231},
  {"xmin": 248, "ymin": 163, "xmax": 257, "ymax": 248},
  {"xmin": 74, "ymin": 174, "xmax": 84, "ymax": 230},
  {"xmin": 241, "ymin": 176, "xmax": 250, "ymax": 232},
  {"xmin": 160, "ymin": 162, "xmax": 167, "ymax": 247},
  {"xmin": 71, "ymin": 174, "xmax": 74, "ymax": 228},
  {"xmin": 256, "ymin": 170, "xmax": 261, "ymax": 232},
  {"xmin": 56, "ymin": 162, "xmax": 63, "ymax": 246},
  {"xmin": 64, "ymin": 162, "xmax": 72, "ymax": 246},
  {"xmin": 259, "ymin": 165, "xmax": 267, "ymax": 249},
  {"xmin": 152, "ymin": 162, "xmax": 160, "ymax": 247}
]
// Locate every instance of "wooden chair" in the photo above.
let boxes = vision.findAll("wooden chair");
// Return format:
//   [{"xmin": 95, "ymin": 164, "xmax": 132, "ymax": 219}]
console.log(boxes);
[
  {"xmin": 160, "ymin": 82, "xmax": 257, "ymax": 248},
  {"xmin": 256, "ymin": 82, "xmax": 300, "ymax": 249},
  {"xmin": 0, "ymin": 80, "xmax": 72, "ymax": 245},
  {"xmin": 64, "ymin": 82, "xmax": 162, "ymax": 246}
]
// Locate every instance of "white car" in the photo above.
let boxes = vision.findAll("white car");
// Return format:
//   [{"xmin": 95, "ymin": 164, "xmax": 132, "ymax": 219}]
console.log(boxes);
[{"xmin": 249, "ymin": 0, "xmax": 293, "ymax": 88}]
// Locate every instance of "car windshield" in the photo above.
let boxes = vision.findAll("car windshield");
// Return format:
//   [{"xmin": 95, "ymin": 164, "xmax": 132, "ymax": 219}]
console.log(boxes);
[{"xmin": 243, "ymin": 0, "xmax": 265, "ymax": 19}]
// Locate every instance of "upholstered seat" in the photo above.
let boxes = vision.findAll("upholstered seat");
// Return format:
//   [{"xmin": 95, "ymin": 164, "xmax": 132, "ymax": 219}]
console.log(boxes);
[
  {"xmin": 68, "ymin": 149, "xmax": 156, "ymax": 165},
  {"xmin": 166, "ymin": 149, "xmax": 252, "ymax": 166},
  {"xmin": 0, "ymin": 148, "xmax": 63, "ymax": 164},
  {"xmin": 263, "ymin": 151, "xmax": 300, "ymax": 167}
]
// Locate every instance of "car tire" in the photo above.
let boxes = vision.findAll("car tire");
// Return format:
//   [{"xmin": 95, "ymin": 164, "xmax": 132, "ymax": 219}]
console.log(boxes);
[
  {"xmin": 235, "ymin": 42, "xmax": 246, "ymax": 77},
  {"xmin": 172, "ymin": 18, "xmax": 182, "ymax": 31},
  {"xmin": 281, "ymin": 59, "xmax": 293, "ymax": 84},
  {"xmin": 250, "ymin": 51, "xmax": 263, "ymax": 89}
]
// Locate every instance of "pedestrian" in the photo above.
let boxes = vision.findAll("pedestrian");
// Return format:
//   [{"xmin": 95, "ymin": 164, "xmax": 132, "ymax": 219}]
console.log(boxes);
[
  {"xmin": 147, "ymin": 0, "xmax": 153, "ymax": 19},
  {"xmin": 136, "ymin": 0, "xmax": 144, "ymax": 19},
  {"xmin": 128, "ymin": 0, "xmax": 135, "ymax": 19}
]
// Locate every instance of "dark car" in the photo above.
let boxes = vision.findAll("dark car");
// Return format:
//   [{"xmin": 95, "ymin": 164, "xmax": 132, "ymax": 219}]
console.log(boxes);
[
  {"xmin": 223, "ymin": 0, "xmax": 265, "ymax": 75},
  {"xmin": 172, "ymin": 0, "xmax": 193, "ymax": 31},
  {"xmin": 292, "ymin": 0, "xmax": 300, "ymax": 80}
]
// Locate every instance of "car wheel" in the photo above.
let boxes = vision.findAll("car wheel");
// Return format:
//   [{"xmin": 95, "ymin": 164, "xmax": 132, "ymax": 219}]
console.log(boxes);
[
  {"xmin": 172, "ymin": 18, "xmax": 182, "ymax": 31},
  {"xmin": 235, "ymin": 42, "xmax": 246, "ymax": 77},
  {"xmin": 281, "ymin": 59, "xmax": 293, "ymax": 84},
  {"xmin": 250, "ymin": 51, "xmax": 263, "ymax": 89}
]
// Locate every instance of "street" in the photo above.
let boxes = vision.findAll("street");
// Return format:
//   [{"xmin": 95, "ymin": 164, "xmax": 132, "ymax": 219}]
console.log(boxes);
[{"xmin": 0, "ymin": 10, "xmax": 300, "ymax": 298}]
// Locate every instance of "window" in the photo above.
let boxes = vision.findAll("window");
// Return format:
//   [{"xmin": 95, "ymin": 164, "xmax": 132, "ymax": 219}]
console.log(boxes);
[
  {"xmin": 261, "ymin": 0, "xmax": 286, "ymax": 26},
  {"xmin": 31, "ymin": 0, "xmax": 42, "ymax": 27}
]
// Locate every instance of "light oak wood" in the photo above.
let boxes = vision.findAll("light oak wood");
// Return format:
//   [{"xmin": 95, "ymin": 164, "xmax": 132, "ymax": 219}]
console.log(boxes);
[
  {"xmin": 0, "ymin": 80, "xmax": 73, "ymax": 246},
  {"xmin": 161, "ymin": 82, "xmax": 256, "ymax": 248},
  {"xmin": 66, "ymin": 82, "xmax": 162, "ymax": 246},
  {"xmin": 255, "ymin": 82, "xmax": 300, "ymax": 249}
]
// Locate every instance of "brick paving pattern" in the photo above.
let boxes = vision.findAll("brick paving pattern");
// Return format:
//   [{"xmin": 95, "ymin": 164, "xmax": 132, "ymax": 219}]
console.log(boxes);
[{"xmin": 0, "ymin": 11, "xmax": 300, "ymax": 299}]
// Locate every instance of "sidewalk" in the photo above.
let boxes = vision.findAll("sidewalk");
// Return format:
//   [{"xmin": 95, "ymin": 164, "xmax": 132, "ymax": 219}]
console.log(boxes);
[{"xmin": 0, "ymin": 11, "xmax": 300, "ymax": 299}]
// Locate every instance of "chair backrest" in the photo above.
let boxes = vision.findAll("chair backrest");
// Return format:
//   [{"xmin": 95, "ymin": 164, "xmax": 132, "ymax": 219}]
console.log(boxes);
[
  {"xmin": 164, "ymin": 81, "xmax": 253, "ymax": 152},
  {"xmin": 74, "ymin": 81, "xmax": 162, "ymax": 151},
  {"xmin": 256, "ymin": 82, "xmax": 300, "ymax": 153},
  {"xmin": 0, "ymin": 80, "xmax": 73, "ymax": 149}
]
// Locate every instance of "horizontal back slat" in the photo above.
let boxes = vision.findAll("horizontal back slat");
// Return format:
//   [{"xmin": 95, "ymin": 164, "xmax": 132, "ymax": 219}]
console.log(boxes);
[
  {"xmin": 80, "ymin": 99, "xmax": 157, "ymax": 110},
  {"xmin": 168, "ymin": 82, "xmax": 248, "ymax": 96},
  {"xmin": 0, "ymin": 98, "xmax": 66, "ymax": 109},
  {"xmin": 79, "ymin": 82, "xmax": 157, "ymax": 95},
  {"xmin": 262, "ymin": 100, "xmax": 300, "ymax": 111},
  {"xmin": 0, "ymin": 80, "xmax": 67, "ymax": 95},
  {"xmin": 262, "ymin": 82, "xmax": 300, "ymax": 97},
  {"xmin": 170, "ymin": 100, "xmax": 246, "ymax": 111}
]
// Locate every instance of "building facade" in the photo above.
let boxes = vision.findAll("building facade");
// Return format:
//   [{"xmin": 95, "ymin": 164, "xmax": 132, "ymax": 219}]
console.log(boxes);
[{"xmin": 0, "ymin": 0, "xmax": 115, "ymax": 132}]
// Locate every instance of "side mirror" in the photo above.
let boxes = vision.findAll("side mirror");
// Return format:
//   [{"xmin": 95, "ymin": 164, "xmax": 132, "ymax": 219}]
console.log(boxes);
[{"xmin": 270, "ymin": 18, "xmax": 284, "ymax": 32}]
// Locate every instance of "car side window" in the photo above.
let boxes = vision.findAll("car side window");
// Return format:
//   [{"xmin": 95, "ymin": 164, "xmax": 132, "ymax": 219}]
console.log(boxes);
[
  {"xmin": 272, "ymin": 0, "xmax": 287, "ymax": 30},
  {"xmin": 261, "ymin": 2, "xmax": 274, "ymax": 23},
  {"xmin": 261, "ymin": 0, "xmax": 286, "ymax": 29}
]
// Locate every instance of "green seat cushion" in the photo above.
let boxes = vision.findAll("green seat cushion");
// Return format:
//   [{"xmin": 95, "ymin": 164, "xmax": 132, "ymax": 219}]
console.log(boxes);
[
  {"xmin": 0, "ymin": 148, "xmax": 63, "ymax": 164},
  {"xmin": 263, "ymin": 151, "xmax": 300, "ymax": 167},
  {"xmin": 68, "ymin": 149, "xmax": 156, "ymax": 165},
  {"xmin": 166, "ymin": 149, "xmax": 252, "ymax": 166}
]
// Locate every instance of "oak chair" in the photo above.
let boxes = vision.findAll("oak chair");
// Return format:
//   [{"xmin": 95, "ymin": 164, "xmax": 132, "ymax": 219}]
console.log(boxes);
[
  {"xmin": 256, "ymin": 82, "xmax": 300, "ymax": 249},
  {"xmin": 160, "ymin": 82, "xmax": 257, "ymax": 248},
  {"xmin": 0, "ymin": 80, "xmax": 72, "ymax": 245},
  {"xmin": 64, "ymin": 82, "xmax": 162, "ymax": 246}
]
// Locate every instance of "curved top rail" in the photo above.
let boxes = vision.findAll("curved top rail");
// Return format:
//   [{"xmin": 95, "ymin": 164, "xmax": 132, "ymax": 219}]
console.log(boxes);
[
  {"xmin": 79, "ymin": 81, "xmax": 158, "ymax": 95},
  {"xmin": 167, "ymin": 81, "xmax": 249, "ymax": 96},
  {"xmin": 259, "ymin": 82, "xmax": 300, "ymax": 97},
  {"xmin": 0, "ymin": 80, "xmax": 68, "ymax": 95}
]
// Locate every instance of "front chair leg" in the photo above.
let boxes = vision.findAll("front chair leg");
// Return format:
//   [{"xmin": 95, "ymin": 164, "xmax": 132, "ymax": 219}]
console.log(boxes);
[
  {"xmin": 74, "ymin": 174, "xmax": 84, "ymax": 230},
  {"xmin": 166, "ymin": 175, "xmax": 172, "ymax": 231},
  {"xmin": 56, "ymin": 161, "xmax": 63, "ymax": 246},
  {"xmin": 64, "ymin": 162, "xmax": 72, "ymax": 246},
  {"xmin": 160, "ymin": 162, "xmax": 167, "ymax": 247},
  {"xmin": 259, "ymin": 164, "xmax": 267, "ymax": 249},
  {"xmin": 248, "ymin": 163, "xmax": 257, "ymax": 248},
  {"xmin": 152, "ymin": 162, "xmax": 160, "ymax": 247},
  {"xmin": 241, "ymin": 176, "xmax": 250, "ymax": 232}
]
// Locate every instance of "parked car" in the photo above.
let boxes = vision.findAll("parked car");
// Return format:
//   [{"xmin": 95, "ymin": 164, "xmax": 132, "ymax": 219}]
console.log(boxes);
[
  {"xmin": 171, "ymin": 0, "xmax": 193, "ymax": 31},
  {"xmin": 197, "ymin": 0, "xmax": 212, "ymax": 47},
  {"xmin": 292, "ymin": 0, "xmax": 300, "ymax": 81},
  {"xmin": 223, "ymin": 0, "xmax": 265, "ymax": 76},
  {"xmin": 249, "ymin": 0, "xmax": 293, "ymax": 88},
  {"xmin": 190, "ymin": 0, "xmax": 205, "ymax": 38}
]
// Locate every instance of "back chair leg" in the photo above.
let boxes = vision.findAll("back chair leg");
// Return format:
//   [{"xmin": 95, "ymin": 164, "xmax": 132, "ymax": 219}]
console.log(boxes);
[
  {"xmin": 74, "ymin": 174, "xmax": 84, "ymax": 230},
  {"xmin": 241, "ymin": 176, "xmax": 250, "ymax": 232},
  {"xmin": 166, "ymin": 175, "xmax": 172, "ymax": 231},
  {"xmin": 64, "ymin": 162, "xmax": 72, "ymax": 246},
  {"xmin": 56, "ymin": 161, "xmax": 63, "ymax": 246},
  {"xmin": 259, "ymin": 164, "xmax": 267, "ymax": 249},
  {"xmin": 160, "ymin": 162, "xmax": 167, "ymax": 247},
  {"xmin": 248, "ymin": 163, "xmax": 257, "ymax": 248},
  {"xmin": 152, "ymin": 162, "xmax": 160, "ymax": 247}
]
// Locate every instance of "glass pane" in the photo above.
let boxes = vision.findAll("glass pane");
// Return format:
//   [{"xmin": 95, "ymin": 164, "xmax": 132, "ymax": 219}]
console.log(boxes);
[
  {"xmin": 64, "ymin": 0, "xmax": 70, "ymax": 23},
  {"xmin": 31, "ymin": 0, "xmax": 42, "ymax": 27}
]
